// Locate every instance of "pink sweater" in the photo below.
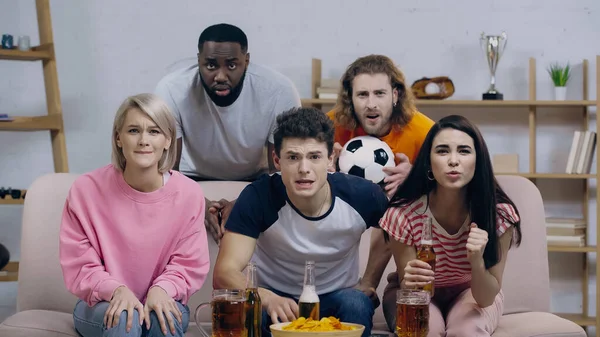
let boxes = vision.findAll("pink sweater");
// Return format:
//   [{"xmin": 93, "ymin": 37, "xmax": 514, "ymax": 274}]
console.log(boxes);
[{"xmin": 59, "ymin": 164, "xmax": 210, "ymax": 307}]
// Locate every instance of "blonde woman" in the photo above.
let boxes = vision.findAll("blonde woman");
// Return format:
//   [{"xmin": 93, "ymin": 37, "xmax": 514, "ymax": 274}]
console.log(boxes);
[{"xmin": 59, "ymin": 93, "xmax": 210, "ymax": 337}]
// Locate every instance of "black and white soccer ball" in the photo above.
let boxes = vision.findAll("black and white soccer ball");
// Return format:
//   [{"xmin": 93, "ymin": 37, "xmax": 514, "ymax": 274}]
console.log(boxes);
[{"xmin": 338, "ymin": 136, "xmax": 395, "ymax": 184}]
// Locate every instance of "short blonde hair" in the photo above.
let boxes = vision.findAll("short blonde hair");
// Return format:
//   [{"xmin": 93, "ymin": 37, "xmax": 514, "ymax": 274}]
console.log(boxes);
[{"xmin": 111, "ymin": 93, "xmax": 177, "ymax": 173}]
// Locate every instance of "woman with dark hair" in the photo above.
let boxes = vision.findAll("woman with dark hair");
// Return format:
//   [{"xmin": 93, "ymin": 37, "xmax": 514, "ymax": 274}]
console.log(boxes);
[{"xmin": 380, "ymin": 114, "xmax": 522, "ymax": 336}]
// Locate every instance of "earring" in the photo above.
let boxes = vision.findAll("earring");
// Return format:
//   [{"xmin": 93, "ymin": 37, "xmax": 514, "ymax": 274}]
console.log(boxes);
[
  {"xmin": 427, "ymin": 170, "xmax": 435, "ymax": 181},
  {"xmin": 393, "ymin": 101, "xmax": 397, "ymax": 107}
]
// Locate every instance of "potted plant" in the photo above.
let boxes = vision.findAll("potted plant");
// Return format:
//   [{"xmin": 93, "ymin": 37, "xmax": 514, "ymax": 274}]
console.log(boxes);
[{"xmin": 547, "ymin": 62, "xmax": 571, "ymax": 100}]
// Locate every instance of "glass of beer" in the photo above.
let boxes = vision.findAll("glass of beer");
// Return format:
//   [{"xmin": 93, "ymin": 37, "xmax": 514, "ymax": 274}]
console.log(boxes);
[
  {"xmin": 195, "ymin": 289, "xmax": 248, "ymax": 337},
  {"xmin": 396, "ymin": 289, "xmax": 430, "ymax": 337}
]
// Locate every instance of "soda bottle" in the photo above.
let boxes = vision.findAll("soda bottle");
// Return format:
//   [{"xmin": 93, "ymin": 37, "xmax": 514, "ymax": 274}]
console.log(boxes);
[
  {"xmin": 417, "ymin": 217, "xmax": 436, "ymax": 297},
  {"xmin": 298, "ymin": 260, "xmax": 320, "ymax": 320},
  {"xmin": 245, "ymin": 262, "xmax": 262, "ymax": 337}
]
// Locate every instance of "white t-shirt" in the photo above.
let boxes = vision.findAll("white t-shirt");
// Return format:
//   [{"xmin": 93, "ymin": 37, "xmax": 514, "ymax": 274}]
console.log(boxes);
[
  {"xmin": 155, "ymin": 62, "xmax": 301, "ymax": 181},
  {"xmin": 225, "ymin": 172, "xmax": 389, "ymax": 296}
]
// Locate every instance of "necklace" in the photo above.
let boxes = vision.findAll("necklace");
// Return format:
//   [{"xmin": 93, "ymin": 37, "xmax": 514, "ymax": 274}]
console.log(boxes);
[{"xmin": 315, "ymin": 184, "xmax": 330, "ymax": 217}]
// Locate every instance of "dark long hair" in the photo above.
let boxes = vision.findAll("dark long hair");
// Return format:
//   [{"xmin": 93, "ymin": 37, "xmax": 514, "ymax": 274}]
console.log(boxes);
[{"xmin": 389, "ymin": 114, "xmax": 522, "ymax": 269}]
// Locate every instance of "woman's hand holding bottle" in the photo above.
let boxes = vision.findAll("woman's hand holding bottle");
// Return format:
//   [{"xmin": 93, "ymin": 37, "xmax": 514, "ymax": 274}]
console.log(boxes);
[{"xmin": 402, "ymin": 259, "xmax": 435, "ymax": 288}]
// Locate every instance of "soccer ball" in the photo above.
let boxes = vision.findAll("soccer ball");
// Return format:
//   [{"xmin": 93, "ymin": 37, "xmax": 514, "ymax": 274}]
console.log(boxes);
[{"xmin": 338, "ymin": 136, "xmax": 395, "ymax": 184}]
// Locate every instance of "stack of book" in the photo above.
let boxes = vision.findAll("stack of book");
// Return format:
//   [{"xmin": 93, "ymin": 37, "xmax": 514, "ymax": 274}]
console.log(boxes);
[
  {"xmin": 546, "ymin": 217, "xmax": 586, "ymax": 247},
  {"xmin": 317, "ymin": 78, "xmax": 339, "ymax": 99},
  {"xmin": 565, "ymin": 130, "xmax": 597, "ymax": 174}
]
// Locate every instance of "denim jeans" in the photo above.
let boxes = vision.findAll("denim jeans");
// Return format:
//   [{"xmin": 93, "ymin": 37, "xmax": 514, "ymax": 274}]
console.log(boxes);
[
  {"xmin": 73, "ymin": 299, "xmax": 190, "ymax": 337},
  {"xmin": 261, "ymin": 288, "xmax": 374, "ymax": 337}
]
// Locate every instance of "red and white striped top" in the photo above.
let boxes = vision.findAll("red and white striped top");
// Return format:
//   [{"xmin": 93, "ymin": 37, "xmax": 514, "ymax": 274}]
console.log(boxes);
[{"xmin": 379, "ymin": 195, "xmax": 519, "ymax": 288}]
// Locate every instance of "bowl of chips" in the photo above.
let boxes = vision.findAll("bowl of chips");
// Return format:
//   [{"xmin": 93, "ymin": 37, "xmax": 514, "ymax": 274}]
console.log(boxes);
[{"xmin": 270, "ymin": 317, "xmax": 365, "ymax": 337}]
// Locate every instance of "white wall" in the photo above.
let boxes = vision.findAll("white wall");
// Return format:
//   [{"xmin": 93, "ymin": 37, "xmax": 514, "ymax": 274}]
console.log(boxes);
[{"xmin": 1, "ymin": 0, "xmax": 599, "ymax": 333}]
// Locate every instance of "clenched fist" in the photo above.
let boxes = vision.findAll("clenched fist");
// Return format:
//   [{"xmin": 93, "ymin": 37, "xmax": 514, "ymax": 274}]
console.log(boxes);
[{"xmin": 466, "ymin": 223, "xmax": 488, "ymax": 265}]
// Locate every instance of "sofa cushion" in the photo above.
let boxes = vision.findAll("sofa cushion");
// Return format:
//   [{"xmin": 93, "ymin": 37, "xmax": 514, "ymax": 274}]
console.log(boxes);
[
  {"xmin": 0, "ymin": 310, "xmax": 78, "ymax": 337},
  {"xmin": 0, "ymin": 312, "xmax": 211, "ymax": 337},
  {"xmin": 492, "ymin": 312, "xmax": 586, "ymax": 337}
]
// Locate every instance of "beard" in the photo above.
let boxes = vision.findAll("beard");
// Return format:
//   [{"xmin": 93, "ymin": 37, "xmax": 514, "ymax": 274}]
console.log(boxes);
[
  {"xmin": 357, "ymin": 113, "xmax": 392, "ymax": 137},
  {"xmin": 200, "ymin": 70, "xmax": 247, "ymax": 107}
]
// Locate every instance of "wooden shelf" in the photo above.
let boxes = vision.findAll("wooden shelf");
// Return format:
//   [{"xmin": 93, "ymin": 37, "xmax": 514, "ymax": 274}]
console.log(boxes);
[
  {"xmin": 554, "ymin": 313, "xmax": 596, "ymax": 326},
  {"xmin": 548, "ymin": 245, "xmax": 596, "ymax": 253},
  {"xmin": 0, "ymin": 272, "xmax": 18, "ymax": 282},
  {"xmin": 0, "ymin": 262, "xmax": 18, "ymax": 273},
  {"xmin": 0, "ymin": 198, "xmax": 24, "ymax": 205},
  {"xmin": 301, "ymin": 98, "xmax": 598, "ymax": 107},
  {"xmin": 0, "ymin": 0, "xmax": 69, "ymax": 284},
  {"xmin": 301, "ymin": 98, "xmax": 336, "ymax": 105},
  {"xmin": 0, "ymin": 115, "xmax": 62, "ymax": 131},
  {"xmin": 417, "ymin": 100, "xmax": 597, "ymax": 107},
  {"xmin": 0, "ymin": 44, "xmax": 52, "ymax": 61},
  {"xmin": 495, "ymin": 173, "xmax": 595, "ymax": 179},
  {"xmin": 0, "ymin": 190, "xmax": 26, "ymax": 205},
  {"xmin": 0, "ymin": 262, "xmax": 19, "ymax": 282}
]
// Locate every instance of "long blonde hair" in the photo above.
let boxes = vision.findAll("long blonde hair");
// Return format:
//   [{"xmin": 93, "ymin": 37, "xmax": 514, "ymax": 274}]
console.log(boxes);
[
  {"xmin": 111, "ymin": 93, "xmax": 177, "ymax": 173},
  {"xmin": 333, "ymin": 54, "xmax": 417, "ymax": 130}
]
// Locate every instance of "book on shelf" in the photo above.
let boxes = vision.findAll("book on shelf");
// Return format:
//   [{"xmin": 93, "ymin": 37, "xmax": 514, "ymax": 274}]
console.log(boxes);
[
  {"xmin": 546, "ymin": 217, "xmax": 586, "ymax": 246},
  {"xmin": 317, "ymin": 92, "xmax": 338, "ymax": 99},
  {"xmin": 565, "ymin": 130, "xmax": 597, "ymax": 174},
  {"xmin": 317, "ymin": 82, "xmax": 339, "ymax": 99},
  {"xmin": 316, "ymin": 77, "xmax": 340, "ymax": 99},
  {"xmin": 547, "ymin": 235, "xmax": 585, "ymax": 247}
]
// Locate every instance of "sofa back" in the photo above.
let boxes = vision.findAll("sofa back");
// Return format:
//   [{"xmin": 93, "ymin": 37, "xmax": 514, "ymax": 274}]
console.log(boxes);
[
  {"xmin": 15, "ymin": 173, "xmax": 550, "ymax": 324},
  {"xmin": 495, "ymin": 175, "xmax": 551, "ymax": 313},
  {"xmin": 16, "ymin": 173, "xmax": 79, "ymax": 313}
]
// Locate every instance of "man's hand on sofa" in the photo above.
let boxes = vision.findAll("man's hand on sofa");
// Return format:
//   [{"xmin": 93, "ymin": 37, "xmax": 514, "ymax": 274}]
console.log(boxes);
[
  {"xmin": 259, "ymin": 288, "xmax": 298, "ymax": 324},
  {"xmin": 354, "ymin": 279, "xmax": 380, "ymax": 309},
  {"xmin": 204, "ymin": 198, "xmax": 237, "ymax": 245},
  {"xmin": 216, "ymin": 198, "xmax": 236, "ymax": 236},
  {"xmin": 104, "ymin": 286, "xmax": 145, "ymax": 332},
  {"xmin": 205, "ymin": 198, "xmax": 221, "ymax": 244}
]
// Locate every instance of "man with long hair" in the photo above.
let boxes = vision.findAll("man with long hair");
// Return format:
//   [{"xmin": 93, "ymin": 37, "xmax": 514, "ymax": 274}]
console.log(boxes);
[
  {"xmin": 326, "ymin": 54, "xmax": 435, "ymax": 309},
  {"xmin": 155, "ymin": 23, "xmax": 301, "ymax": 245}
]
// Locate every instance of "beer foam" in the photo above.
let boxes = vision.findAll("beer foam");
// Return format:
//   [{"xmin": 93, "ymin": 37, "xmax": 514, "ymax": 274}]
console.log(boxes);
[
  {"xmin": 299, "ymin": 285, "xmax": 319, "ymax": 303},
  {"xmin": 397, "ymin": 298, "xmax": 428, "ymax": 305}
]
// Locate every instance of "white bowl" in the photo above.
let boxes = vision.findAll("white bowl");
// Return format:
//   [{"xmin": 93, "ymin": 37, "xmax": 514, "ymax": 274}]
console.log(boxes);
[{"xmin": 270, "ymin": 322, "xmax": 365, "ymax": 337}]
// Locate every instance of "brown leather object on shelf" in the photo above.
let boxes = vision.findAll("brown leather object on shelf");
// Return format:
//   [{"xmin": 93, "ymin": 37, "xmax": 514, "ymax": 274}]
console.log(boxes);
[{"xmin": 411, "ymin": 76, "xmax": 455, "ymax": 100}]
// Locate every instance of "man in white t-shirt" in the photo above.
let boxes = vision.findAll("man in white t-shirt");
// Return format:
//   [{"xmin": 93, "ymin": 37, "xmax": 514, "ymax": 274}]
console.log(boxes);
[{"xmin": 155, "ymin": 23, "xmax": 301, "ymax": 244}]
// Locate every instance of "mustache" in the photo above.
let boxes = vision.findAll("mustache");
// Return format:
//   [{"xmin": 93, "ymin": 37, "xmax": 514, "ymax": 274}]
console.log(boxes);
[{"xmin": 211, "ymin": 84, "xmax": 232, "ymax": 91}]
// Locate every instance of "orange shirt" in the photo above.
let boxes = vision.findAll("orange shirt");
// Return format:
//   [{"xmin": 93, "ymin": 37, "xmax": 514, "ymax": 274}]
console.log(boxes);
[{"xmin": 326, "ymin": 109, "xmax": 434, "ymax": 165}]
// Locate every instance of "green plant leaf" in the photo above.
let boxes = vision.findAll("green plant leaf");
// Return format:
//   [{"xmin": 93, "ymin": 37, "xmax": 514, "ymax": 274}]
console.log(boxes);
[{"xmin": 547, "ymin": 62, "xmax": 571, "ymax": 86}]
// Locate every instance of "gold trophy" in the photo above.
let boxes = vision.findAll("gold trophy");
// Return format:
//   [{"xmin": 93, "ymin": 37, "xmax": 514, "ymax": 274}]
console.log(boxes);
[{"xmin": 480, "ymin": 31, "xmax": 507, "ymax": 100}]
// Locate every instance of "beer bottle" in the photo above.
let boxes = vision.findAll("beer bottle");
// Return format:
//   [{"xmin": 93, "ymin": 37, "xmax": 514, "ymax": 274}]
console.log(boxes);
[
  {"xmin": 417, "ymin": 217, "xmax": 436, "ymax": 297},
  {"xmin": 245, "ymin": 262, "xmax": 262, "ymax": 337},
  {"xmin": 298, "ymin": 260, "xmax": 320, "ymax": 320}
]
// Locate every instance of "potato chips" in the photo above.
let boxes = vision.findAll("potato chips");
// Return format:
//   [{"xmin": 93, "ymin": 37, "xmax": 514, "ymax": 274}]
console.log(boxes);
[{"xmin": 282, "ymin": 317, "xmax": 357, "ymax": 332}]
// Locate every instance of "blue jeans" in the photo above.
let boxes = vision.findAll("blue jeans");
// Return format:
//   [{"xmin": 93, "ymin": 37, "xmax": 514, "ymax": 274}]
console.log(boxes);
[
  {"xmin": 73, "ymin": 299, "xmax": 190, "ymax": 337},
  {"xmin": 261, "ymin": 288, "xmax": 374, "ymax": 337}
]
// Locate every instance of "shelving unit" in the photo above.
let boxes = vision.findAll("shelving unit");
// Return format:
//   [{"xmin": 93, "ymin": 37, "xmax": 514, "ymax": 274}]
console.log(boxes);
[
  {"xmin": 303, "ymin": 56, "xmax": 600, "ymax": 328},
  {"xmin": 0, "ymin": 0, "xmax": 68, "ymax": 281}
]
